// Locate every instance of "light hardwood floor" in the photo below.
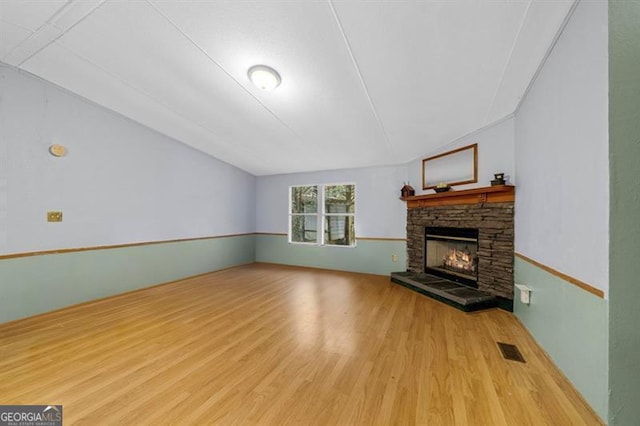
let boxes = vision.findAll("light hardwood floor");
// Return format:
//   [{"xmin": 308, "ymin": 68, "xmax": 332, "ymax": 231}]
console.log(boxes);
[{"xmin": 0, "ymin": 263, "xmax": 602, "ymax": 425}]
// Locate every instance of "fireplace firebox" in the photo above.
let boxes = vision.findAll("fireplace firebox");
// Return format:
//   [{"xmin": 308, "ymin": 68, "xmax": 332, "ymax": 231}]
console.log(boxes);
[{"xmin": 425, "ymin": 227, "xmax": 479, "ymax": 287}]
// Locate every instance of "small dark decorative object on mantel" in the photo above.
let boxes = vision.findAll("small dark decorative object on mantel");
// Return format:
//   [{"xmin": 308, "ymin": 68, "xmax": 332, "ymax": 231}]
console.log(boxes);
[
  {"xmin": 400, "ymin": 182, "xmax": 415, "ymax": 198},
  {"xmin": 491, "ymin": 173, "xmax": 506, "ymax": 186},
  {"xmin": 434, "ymin": 182, "xmax": 451, "ymax": 193}
]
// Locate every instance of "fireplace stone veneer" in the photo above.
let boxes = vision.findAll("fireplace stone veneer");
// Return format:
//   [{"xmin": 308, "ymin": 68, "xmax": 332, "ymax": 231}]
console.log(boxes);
[{"xmin": 405, "ymin": 189, "xmax": 514, "ymax": 300}]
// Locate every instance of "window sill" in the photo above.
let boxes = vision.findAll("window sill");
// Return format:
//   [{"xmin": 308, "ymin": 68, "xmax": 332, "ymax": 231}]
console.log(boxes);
[{"xmin": 288, "ymin": 242, "xmax": 358, "ymax": 249}]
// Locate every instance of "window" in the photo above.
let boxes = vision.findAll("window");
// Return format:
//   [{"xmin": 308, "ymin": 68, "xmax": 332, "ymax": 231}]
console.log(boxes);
[{"xmin": 289, "ymin": 184, "xmax": 355, "ymax": 247}]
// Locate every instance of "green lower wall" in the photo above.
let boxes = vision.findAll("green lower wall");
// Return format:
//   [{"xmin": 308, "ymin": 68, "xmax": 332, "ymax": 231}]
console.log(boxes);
[
  {"xmin": 255, "ymin": 234, "xmax": 407, "ymax": 276},
  {"xmin": 608, "ymin": 1, "xmax": 640, "ymax": 424},
  {"xmin": 514, "ymin": 257, "xmax": 608, "ymax": 420},
  {"xmin": 1, "ymin": 234, "xmax": 400, "ymax": 324},
  {"xmin": 0, "ymin": 235, "xmax": 255, "ymax": 324}
]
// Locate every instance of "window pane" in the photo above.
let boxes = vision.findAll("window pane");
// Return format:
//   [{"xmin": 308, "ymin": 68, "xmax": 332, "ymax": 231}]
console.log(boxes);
[
  {"xmin": 324, "ymin": 215, "xmax": 355, "ymax": 246},
  {"xmin": 291, "ymin": 215, "xmax": 318, "ymax": 243},
  {"xmin": 291, "ymin": 186, "xmax": 318, "ymax": 214},
  {"xmin": 324, "ymin": 185, "xmax": 355, "ymax": 213}
]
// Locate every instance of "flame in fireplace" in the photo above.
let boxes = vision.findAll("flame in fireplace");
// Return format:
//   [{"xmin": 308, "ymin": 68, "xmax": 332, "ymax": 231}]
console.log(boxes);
[{"xmin": 443, "ymin": 246, "xmax": 475, "ymax": 273}]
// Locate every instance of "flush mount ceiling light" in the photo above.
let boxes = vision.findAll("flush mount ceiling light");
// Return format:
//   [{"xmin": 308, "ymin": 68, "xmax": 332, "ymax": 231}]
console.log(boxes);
[{"xmin": 248, "ymin": 65, "xmax": 281, "ymax": 91}]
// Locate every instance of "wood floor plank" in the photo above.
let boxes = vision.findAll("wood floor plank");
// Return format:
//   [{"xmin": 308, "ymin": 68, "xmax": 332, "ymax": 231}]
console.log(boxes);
[{"xmin": 0, "ymin": 263, "xmax": 603, "ymax": 425}]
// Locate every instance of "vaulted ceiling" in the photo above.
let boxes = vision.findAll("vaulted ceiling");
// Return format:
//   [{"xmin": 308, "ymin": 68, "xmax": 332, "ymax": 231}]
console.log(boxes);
[{"xmin": 1, "ymin": 0, "xmax": 574, "ymax": 175}]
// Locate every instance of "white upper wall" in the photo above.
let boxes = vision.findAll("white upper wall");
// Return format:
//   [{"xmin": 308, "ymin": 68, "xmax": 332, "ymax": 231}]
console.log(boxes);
[
  {"xmin": 514, "ymin": 0, "xmax": 609, "ymax": 294},
  {"xmin": 0, "ymin": 65, "xmax": 256, "ymax": 255},
  {"xmin": 408, "ymin": 117, "xmax": 516, "ymax": 195},
  {"xmin": 256, "ymin": 165, "xmax": 408, "ymax": 239}
]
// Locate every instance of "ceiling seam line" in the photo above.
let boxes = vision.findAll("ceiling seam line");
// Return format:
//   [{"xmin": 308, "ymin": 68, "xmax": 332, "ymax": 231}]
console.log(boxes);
[
  {"xmin": 16, "ymin": 0, "xmax": 109, "ymax": 67},
  {"xmin": 0, "ymin": 18, "xmax": 34, "ymax": 32},
  {"xmin": 482, "ymin": 0, "xmax": 533, "ymax": 125},
  {"xmin": 2, "ymin": 0, "xmax": 73, "ymax": 62},
  {"xmin": 42, "ymin": 0, "xmax": 77, "ymax": 26},
  {"xmin": 3, "ymin": 28, "xmax": 41, "ymax": 62},
  {"xmin": 327, "ymin": 0, "xmax": 394, "ymax": 153},
  {"xmin": 144, "ymin": 0, "xmax": 304, "ymax": 143},
  {"xmin": 513, "ymin": 0, "xmax": 581, "ymax": 116}
]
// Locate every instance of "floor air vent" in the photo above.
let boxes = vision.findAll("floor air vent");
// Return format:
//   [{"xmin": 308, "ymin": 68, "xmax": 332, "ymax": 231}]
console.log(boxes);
[{"xmin": 497, "ymin": 342, "xmax": 526, "ymax": 363}]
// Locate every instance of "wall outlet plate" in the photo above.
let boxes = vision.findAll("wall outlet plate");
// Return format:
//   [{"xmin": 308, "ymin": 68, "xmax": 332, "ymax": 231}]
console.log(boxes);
[
  {"xmin": 515, "ymin": 283, "xmax": 532, "ymax": 304},
  {"xmin": 47, "ymin": 211, "xmax": 63, "ymax": 222}
]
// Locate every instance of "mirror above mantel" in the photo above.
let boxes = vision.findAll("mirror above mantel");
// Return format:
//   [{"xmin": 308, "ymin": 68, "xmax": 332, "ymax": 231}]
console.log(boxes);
[{"xmin": 422, "ymin": 143, "xmax": 478, "ymax": 190}]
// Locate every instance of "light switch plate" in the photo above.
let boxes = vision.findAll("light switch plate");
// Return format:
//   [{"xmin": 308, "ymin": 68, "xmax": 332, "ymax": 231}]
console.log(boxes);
[{"xmin": 47, "ymin": 211, "xmax": 63, "ymax": 222}]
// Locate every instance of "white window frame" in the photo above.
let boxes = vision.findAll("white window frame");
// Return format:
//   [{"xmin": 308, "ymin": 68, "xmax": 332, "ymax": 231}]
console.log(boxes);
[{"xmin": 288, "ymin": 183, "xmax": 356, "ymax": 247}]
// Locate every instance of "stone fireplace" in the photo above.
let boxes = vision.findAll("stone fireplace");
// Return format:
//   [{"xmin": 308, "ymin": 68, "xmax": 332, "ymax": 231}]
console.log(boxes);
[{"xmin": 405, "ymin": 186, "xmax": 515, "ymax": 301}]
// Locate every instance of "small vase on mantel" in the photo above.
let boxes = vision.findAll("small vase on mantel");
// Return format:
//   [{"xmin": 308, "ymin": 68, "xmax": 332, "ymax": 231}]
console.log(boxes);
[{"xmin": 400, "ymin": 182, "xmax": 415, "ymax": 198}]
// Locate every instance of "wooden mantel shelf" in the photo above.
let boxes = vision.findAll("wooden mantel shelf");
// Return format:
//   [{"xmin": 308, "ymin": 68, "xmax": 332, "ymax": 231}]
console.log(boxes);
[{"xmin": 401, "ymin": 185, "xmax": 514, "ymax": 209}]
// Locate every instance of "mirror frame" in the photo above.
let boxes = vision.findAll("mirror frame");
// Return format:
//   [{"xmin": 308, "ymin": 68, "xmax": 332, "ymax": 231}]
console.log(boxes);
[{"xmin": 422, "ymin": 143, "xmax": 478, "ymax": 190}]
